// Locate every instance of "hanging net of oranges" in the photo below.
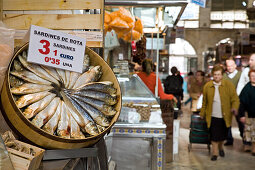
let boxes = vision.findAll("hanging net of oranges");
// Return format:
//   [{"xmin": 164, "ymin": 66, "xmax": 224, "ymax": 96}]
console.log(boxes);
[{"xmin": 104, "ymin": 8, "xmax": 144, "ymax": 42}]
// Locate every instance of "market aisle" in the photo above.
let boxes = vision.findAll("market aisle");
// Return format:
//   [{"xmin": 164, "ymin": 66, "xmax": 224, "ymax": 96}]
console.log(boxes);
[{"xmin": 165, "ymin": 104, "xmax": 255, "ymax": 170}]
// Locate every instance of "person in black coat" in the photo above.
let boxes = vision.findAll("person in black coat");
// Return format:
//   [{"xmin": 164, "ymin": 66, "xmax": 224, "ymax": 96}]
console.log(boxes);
[
  {"xmin": 164, "ymin": 66, "xmax": 183, "ymax": 111},
  {"xmin": 238, "ymin": 69, "xmax": 255, "ymax": 156}
]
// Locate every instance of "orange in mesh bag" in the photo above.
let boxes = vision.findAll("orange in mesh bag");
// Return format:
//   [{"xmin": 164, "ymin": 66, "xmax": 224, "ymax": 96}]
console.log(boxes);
[
  {"xmin": 109, "ymin": 11, "xmax": 120, "ymax": 21},
  {"xmin": 104, "ymin": 22, "xmax": 113, "ymax": 32},
  {"xmin": 134, "ymin": 17, "xmax": 143, "ymax": 34},
  {"xmin": 123, "ymin": 30, "xmax": 141, "ymax": 42},
  {"xmin": 118, "ymin": 7, "xmax": 135, "ymax": 24},
  {"xmin": 109, "ymin": 17, "xmax": 129, "ymax": 29},
  {"xmin": 105, "ymin": 11, "xmax": 112, "ymax": 24}
]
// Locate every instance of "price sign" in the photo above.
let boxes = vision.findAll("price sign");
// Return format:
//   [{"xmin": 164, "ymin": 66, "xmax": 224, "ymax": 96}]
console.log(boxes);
[{"xmin": 27, "ymin": 25, "xmax": 86, "ymax": 73}]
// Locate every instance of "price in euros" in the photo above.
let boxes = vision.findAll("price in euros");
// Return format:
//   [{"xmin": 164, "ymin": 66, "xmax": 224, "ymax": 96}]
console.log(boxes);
[
  {"xmin": 38, "ymin": 40, "xmax": 58, "ymax": 56},
  {"xmin": 45, "ymin": 57, "xmax": 60, "ymax": 65}
]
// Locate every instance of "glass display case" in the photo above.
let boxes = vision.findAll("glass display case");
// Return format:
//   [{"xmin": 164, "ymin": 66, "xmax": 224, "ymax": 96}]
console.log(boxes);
[
  {"xmin": 117, "ymin": 74, "xmax": 162, "ymax": 123},
  {"xmin": 105, "ymin": 74, "xmax": 166, "ymax": 170}
]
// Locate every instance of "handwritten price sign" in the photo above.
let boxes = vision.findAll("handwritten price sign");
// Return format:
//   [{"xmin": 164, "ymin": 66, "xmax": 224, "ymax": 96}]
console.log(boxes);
[{"xmin": 27, "ymin": 25, "xmax": 86, "ymax": 73}]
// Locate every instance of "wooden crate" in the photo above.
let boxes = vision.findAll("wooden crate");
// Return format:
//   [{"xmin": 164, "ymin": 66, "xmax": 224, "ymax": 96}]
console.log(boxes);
[
  {"xmin": 7, "ymin": 140, "xmax": 45, "ymax": 170},
  {"xmin": 0, "ymin": 0, "xmax": 104, "ymax": 47}
]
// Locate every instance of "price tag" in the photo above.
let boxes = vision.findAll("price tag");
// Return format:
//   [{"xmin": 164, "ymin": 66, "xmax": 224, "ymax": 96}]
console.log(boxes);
[{"xmin": 27, "ymin": 25, "xmax": 86, "ymax": 73}]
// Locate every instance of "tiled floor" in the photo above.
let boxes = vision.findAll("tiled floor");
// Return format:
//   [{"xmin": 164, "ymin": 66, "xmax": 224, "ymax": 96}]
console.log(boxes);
[{"xmin": 165, "ymin": 104, "xmax": 255, "ymax": 170}]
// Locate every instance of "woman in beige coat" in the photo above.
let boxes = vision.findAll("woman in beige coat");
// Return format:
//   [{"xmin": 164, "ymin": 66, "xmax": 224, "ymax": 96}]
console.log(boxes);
[
  {"xmin": 188, "ymin": 70, "xmax": 207, "ymax": 112},
  {"xmin": 200, "ymin": 64, "xmax": 239, "ymax": 161}
]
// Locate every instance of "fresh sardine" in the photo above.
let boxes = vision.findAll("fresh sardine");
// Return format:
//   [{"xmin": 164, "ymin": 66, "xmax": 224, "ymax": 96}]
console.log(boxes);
[
  {"xmin": 43, "ymin": 101, "xmax": 62, "ymax": 135},
  {"xmin": 70, "ymin": 115, "xmax": 85, "ymax": 139},
  {"xmin": 16, "ymin": 91, "xmax": 52, "ymax": 108},
  {"xmin": 11, "ymin": 83, "xmax": 54, "ymax": 95},
  {"xmin": 71, "ymin": 97, "xmax": 110, "ymax": 127},
  {"xmin": 41, "ymin": 65, "xmax": 61, "ymax": 82},
  {"xmin": 18, "ymin": 55, "xmax": 60, "ymax": 86},
  {"xmin": 31, "ymin": 97, "xmax": 61, "ymax": 128},
  {"xmin": 65, "ymin": 70, "xmax": 71, "ymax": 88},
  {"xmin": 67, "ymin": 54, "xmax": 90, "ymax": 89},
  {"xmin": 68, "ymin": 72, "xmax": 80, "ymax": 89},
  {"xmin": 56, "ymin": 69, "xmax": 66, "ymax": 85},
  {"xmin": 73, "ymin": 95, "xmax": 117, "ymax": 116},
  {"xmin": 97, "ymin": 125, "xmax": 106, "ymax": 133},
  {"xmin": 71, "ymin": 90, "xmax": 117, "ymax": 105},
  {"xmin": 13, "ymin": 60, "xmax": 24, "ymax": 71},
  {"xmin": 61, "ymin": 91, "xmax": 99, "ymax": 136},
  {"xmin": 11, "ymin": 70, "xmax": 52, "ymax": 85},
  {"xmin": 73, "ymin": 66, "xmax": 102, "ymax": 89},
  {"xmin": 83, "ymin": 54, "xmax": 90, "ymax": 73},
  {"xmin": 57, "ymin": 101, "xmax": 71, "ymax": 139},
  {"xmin": 76, "ymin": 81, "xmax": 116, "ymax": 95},
  {"xmin": 23, "ymin": 93, "xmax": 56, "ymax": 119},
  {"xmin": 9, "ymin": 75, "xmax": 24, "ymax": 87}
]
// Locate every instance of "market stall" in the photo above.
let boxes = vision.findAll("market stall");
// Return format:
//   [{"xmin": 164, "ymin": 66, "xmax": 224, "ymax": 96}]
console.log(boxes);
[
  {"xmin": 0, "ymin": 0, "xmax": 119, "ymax": 169},
  {"xmin": 104, "ymin": 0, "xmax": 188, "ymax": 169},
  {"xmin": 105, "ymin": 74, "xmax": 166, "ymax": 170}
]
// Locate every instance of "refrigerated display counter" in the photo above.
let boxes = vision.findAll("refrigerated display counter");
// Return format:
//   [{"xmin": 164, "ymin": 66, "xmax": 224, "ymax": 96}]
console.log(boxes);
[{"xmin": 105, "ymin": 74, "xmax": 166, "ymax": 170}]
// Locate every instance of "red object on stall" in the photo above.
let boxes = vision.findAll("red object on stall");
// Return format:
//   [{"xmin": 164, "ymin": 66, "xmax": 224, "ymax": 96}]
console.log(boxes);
[{"xmin": 131, "ymin": 41, "xmax": 137, "ymax": 55}]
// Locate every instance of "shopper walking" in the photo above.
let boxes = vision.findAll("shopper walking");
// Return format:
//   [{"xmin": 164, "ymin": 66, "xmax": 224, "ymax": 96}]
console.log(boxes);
[
  {"xmin": 137, "ymin": 59, "xmax": 177, "ymax": 102},
  {"xmin": 200, "ymin": 64, "xmax": 239, "ymax": 161},
  {"xmin": 184, "ymin": 72, "xmax": 194, "ymax": 107},
  {"xmin": 239, "ymin": 69, "xmax": 255, "ymax": 156},
  {"xmin": 164, "ymin": 67, "xmax": 183, "ymax": 111},
  {"xmin": 236, "ymin": 53, "xmax": 255, "ymax": 151},
  {"xmin": 223, "ymin": 59, "xmax": 242, "ymax": 146},
  {"xmin": 188, "ymin": 70, "xmax": 207, "ymax": 113}
]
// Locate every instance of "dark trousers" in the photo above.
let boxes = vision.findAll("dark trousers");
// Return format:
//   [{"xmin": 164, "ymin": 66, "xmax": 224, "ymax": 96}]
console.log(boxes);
[{"xmin": 173, "ymin": 95, "xmax": 182, "ymax": 110}]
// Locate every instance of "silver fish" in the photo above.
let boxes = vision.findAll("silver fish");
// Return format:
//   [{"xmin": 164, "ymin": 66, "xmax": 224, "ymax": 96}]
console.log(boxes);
[
  {"xmin": 18, "ymin": 54, "xmax": 60, "ymax": 86},
  {"xmin": 70, "ymin": 115, "xmax": 85, "ymax": 139},
  {"xmin": 9, "ymin": 75, "xmax": 24, "ymax": 87},
  {"xmin": 83, "ymin": 54, "xmax": 90, "ymax": 72},
  {"xmin": 41, "ymin": 65, "xmax": 61, "ymax": 82},
  {"xmin": 72, "ymin": 95, "xmax": 117, "ymax": 116},
  {"xmin": 71, "ymin": 90, "xmax": 117, "ymax": 105},
  {"xmin": 16, "ymin": 91, "xmax": 52, "ymax": 108},
  {"xmin": 76, "ymin": 81, "xmax": 117, "ymax": 95},
  {"xmin": 97, "ymin": 125, "xmax": 106, "ymax": 133},
  {"xmin": 23, "ymin": 93, "xmax": 56, "ymax": 119},
  {"xmin": 43, "ymin": 101, "xmax": 62, "ymax": 135},
  {"xmin": 31, "ymin": 97, "xmax": 61, "ymax": 128},
  {"xmin": 61, "ymin": 91, "xmax": 99, "ymax": 136},
  {"xmin": 67, "ymin": 54, "xmax": 90, "ymax": 89},
  {"xmin": 56, "ymin": 69, "xmax": 66, "ymax": 85},
  {"xmin": 11, "ymin": 83, "xmax": 54, "ymax": 95},
  {"xmin": 13, "ymin": 60, "xmax": 24, "ymax": 71},
  {"xmin": 57, "ymin": 101, "xmax": 71, "ymax": 139},
  {"xmin": 11, "ymin": 70, "xmax": 52, "ymax": 85},
  {"xmin": 64, "ymin": 70, "xmax": 71, "ymax": 88},
  {"xmin": 73, "ymin": 66, "xmax": 102, "ymax": 89},
  {"xmin": 71, "ymin": 97, "xmax": 110, "ymax": 127}
]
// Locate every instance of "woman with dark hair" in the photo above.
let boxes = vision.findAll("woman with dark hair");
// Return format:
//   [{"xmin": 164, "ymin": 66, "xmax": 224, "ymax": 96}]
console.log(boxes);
[
  {"xmin": 188, "ymin": 70, "xmax": 207, "ymax": 113},
  {"xmin": 200, "ymin": 64, "xmax": 239, "ymax": 161},
  {"xmin": 137, "ymin": 59, "xmax": 177, "ymax": 102}
]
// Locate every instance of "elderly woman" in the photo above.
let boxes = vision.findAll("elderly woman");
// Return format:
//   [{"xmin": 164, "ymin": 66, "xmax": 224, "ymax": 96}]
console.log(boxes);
[{"xmin": 200, "ymin": 64, "xmax": 239, "ymax": 161}]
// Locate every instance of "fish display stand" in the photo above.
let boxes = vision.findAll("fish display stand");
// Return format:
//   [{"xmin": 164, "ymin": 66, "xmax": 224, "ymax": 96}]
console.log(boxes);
[
  {"xmin": 106, "ymin": 124, "xmax": 166, "ymax": 170},
  {"xmin": 104, "ymin": 74, "xmax": 169, "ymax": 170},
  {"xmin": 40, "ymin": 138, "xmax": 108, "ymax": 170}
]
